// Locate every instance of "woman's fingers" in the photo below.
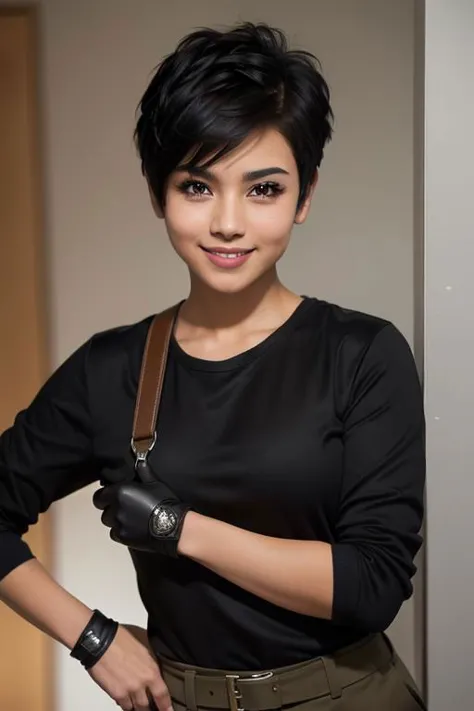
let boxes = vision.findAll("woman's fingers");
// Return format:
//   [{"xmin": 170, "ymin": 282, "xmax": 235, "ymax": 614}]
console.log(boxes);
[
  {"xmin": 131, "ymin": 687, "xmax": 152, "ymax": 711},
  {"xmin": 117, "ymin": 694, "xmax": 134, "ymax": 711},
  {"xmin": 148, "ymin": 678, "xmax": 174, "ymax": 711}
]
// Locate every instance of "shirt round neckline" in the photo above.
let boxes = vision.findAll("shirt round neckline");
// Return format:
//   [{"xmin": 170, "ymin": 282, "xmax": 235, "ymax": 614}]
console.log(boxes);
[{"xmin": 169, "ymin": 297, "xmax": 316, "ymax": 372}]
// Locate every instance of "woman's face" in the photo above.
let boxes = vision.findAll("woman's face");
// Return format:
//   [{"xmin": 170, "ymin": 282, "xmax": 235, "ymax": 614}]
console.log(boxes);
[{"xmin": 157, "ymin": 128, "xmax": 315, "ymax": 295}]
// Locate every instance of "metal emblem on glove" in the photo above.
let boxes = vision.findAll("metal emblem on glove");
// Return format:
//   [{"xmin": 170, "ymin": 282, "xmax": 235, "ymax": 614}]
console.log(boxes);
[{"xmin": 150, "ymin": 505, "xmax": 178, "ymax": 537}]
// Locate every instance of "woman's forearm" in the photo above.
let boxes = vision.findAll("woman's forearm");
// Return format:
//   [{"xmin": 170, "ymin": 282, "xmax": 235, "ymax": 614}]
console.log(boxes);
[
  {"xmin": 0, "ymin": 560, "xmax": 175, "ymax": 711},
  {"xmin": 178, "ymin": 512, "xmax": 334, "ymax": 618},
  {"xmin": 0, "ymin": 558, "xmax": 93, "ymax": 649}
]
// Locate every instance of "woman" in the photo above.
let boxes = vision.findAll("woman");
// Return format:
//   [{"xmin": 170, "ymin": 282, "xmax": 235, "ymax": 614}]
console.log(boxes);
[{"xmin": 0, "ymin": 22, "xmax": 425, "ymax": 711}]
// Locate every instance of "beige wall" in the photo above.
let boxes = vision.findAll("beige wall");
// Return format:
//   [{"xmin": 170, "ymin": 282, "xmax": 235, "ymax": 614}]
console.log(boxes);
[
  {"xmin": 424, "ymin": 1, "xmax": 474, "ymax": 707},
  {"xmin": 30, "ymin": 1, "xmax": 419, "ymax": 708}
]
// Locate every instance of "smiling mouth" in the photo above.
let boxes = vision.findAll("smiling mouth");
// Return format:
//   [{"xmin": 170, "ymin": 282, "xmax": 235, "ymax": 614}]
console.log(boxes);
[{"xmin": 201, "ymin": 247, "xmax": 255, "ymax": 259}]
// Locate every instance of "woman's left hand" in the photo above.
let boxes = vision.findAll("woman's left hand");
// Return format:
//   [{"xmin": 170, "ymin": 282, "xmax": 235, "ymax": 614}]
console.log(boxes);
[{"xmin": 93, "ymin": 468, "xmax": 190, "ymax": 557}]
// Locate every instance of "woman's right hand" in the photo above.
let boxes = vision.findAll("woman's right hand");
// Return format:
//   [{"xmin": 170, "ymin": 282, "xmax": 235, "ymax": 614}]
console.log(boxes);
[{"xmin": 88, "ymin": 624, "xmax": 173, "ymax": 711}]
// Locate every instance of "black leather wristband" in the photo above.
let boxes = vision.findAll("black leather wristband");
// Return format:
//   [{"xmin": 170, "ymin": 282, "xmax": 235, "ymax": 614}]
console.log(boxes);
[{"xmin": 70, "ymin": 609, "xmax": 119, "ymax": 669}]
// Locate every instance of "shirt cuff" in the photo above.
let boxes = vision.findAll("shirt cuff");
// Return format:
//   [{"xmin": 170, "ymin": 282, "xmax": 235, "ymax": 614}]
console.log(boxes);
[{"xmin": 0, "ymin": 531, "xmax": 35, "ymax": 581}]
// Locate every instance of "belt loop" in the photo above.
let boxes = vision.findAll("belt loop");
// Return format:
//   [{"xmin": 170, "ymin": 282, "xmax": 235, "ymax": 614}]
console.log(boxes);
[
  {"xmin": 321, "ymin": 655, "xmax": 342, "ymax": 700},
  {"xmin": 184, "ymin": 669, "xmax": 198, "ymax": 711}
]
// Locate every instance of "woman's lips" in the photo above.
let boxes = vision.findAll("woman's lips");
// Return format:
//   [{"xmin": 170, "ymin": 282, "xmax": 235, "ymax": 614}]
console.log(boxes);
[{"xmin": 201, "ymin": 247, "xmax": 255, "ymax": 269}]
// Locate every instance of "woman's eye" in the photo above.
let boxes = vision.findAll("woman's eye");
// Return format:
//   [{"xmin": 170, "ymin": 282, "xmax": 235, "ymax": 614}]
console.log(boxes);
[
  {"xmin": 179, "ymin": 180, "xmax": 211, "ymax": 196},
  {"xmin": 249, "ymin": 182, "xmax": 284, "ymax": 198}
]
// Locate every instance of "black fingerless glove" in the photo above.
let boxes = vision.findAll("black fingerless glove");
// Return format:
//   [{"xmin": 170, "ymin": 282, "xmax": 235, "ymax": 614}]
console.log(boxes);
[
  {"xmin": 93, "ymin": 461, "xmax": 190, "ymax": 558},
  {"xmin": 70, "ymin": 609, "xmax": 119, "ymax": 669}
]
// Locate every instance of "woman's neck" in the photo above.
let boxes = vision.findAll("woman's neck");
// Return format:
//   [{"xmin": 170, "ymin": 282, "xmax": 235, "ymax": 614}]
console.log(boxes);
[{"xmin": 178, "ymin": 275, "xmax": 301, "ymax": 336}]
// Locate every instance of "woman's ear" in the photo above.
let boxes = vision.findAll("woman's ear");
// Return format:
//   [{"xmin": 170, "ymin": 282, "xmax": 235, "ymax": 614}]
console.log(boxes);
[
  {"xmin": 294, "ymin": 171, "xmax": 319, "ymax": 225},
  {"xmin": 147, "ymin": 183, "xmax": 164, "ymax": 219}
]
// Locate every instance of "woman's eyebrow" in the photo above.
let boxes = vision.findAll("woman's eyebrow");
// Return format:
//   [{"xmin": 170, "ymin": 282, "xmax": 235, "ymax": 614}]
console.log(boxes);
[
  {"xmin": 175, "ymin": 166, "xmax": 290, "ymax": 181},
  {"xmin": 243, "ymin": 167, "xmax": 290, "ymax": 181}
]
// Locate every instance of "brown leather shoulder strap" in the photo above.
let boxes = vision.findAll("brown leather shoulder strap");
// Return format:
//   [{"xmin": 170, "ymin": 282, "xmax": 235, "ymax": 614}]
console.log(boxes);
[{"xmin": 131, "ymin": 304, "xmax": 180, "ymax": 459}]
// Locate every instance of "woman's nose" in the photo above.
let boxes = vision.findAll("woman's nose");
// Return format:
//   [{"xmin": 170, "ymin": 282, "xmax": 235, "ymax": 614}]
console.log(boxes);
[{"xmin": 210, "ymin": 196, "xmax": 246, "ymax": 241}]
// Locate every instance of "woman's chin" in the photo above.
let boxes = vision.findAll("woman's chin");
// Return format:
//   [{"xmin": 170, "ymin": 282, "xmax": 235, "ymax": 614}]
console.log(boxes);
[
  {"xmin": 188, "ymin": 267, "xmax": 262, "ymax": 296},
  {"xmin": 199, "ymin": 279, "xmax": 254, "ymax": 296},
  {"xmin": 196, "ymin": 273, "xmax": 281, "ymax": 298}
]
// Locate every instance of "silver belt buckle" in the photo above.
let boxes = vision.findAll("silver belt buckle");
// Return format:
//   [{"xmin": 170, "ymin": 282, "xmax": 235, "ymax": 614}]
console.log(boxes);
[
  {"xmin": 225, "ymin": 671, "xmax": 274, "ymax": 711},
  {"xmin": 226, "ymin": 675, "xmax": 244, "ymax": 711}
]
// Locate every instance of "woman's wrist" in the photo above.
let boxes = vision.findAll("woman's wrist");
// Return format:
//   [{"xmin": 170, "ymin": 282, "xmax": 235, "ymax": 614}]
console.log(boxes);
[
  {"xmin": 57, "ymin": 599, "xmax": 95, "ymax": 650},
  {"xmin": 177, "ymin": 510, "xmax": 205, "ymax": 558},
  {"xmin": 70, "ymin": 609, "xmax": 119, "ymax": 668}
]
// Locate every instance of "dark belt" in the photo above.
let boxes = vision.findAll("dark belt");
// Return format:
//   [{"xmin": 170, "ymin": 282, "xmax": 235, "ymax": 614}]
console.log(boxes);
[{"xmin": 159, "ymin": 633, "xmax": 394, "ymax": 711}]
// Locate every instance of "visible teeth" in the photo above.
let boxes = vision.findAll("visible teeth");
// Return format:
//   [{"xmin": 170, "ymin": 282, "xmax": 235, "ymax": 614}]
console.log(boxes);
[{"xmin": 213, "ymin": 252, "xmax": 246, "ymax": 259}]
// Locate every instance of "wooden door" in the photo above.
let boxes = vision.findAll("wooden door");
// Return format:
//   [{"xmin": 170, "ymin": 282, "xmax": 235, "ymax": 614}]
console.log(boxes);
[{"xmin": 0, "ymin": 8, "xmax": 53, "ymax": 710}]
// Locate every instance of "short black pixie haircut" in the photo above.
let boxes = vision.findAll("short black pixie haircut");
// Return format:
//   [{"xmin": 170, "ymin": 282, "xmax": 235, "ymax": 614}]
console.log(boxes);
[{"xmin": 134, "ymin": 22, "xmax": 333, "ymax": 210}]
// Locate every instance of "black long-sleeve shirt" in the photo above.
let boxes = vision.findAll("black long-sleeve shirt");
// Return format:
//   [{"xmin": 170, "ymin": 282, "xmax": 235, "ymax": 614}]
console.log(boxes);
[{"xmin": 0, "ymin": 297, "xmax": 425, "ymax": 669}]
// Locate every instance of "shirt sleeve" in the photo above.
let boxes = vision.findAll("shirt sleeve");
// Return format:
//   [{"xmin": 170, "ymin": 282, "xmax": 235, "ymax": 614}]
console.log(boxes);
[
  {"xmin": 0, "ymin": 339, "xmax": 101, "ymax": 581},
  {"xmin": 331, "ymin": 323, "xmax": 425, "ymax": 633}
]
